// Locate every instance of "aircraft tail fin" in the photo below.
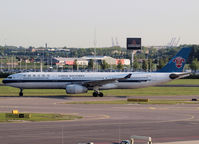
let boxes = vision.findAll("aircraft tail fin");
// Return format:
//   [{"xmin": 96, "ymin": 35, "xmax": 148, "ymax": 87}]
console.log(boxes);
[{"xmin": 157, "ymin": 47, "xmax": 192, "ymax": 72}]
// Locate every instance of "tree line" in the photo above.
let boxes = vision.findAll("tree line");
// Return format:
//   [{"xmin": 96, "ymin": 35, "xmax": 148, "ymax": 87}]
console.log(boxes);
[{"xmin": 1, "ymin": 45, "xmax": 199, "ymax": 72}]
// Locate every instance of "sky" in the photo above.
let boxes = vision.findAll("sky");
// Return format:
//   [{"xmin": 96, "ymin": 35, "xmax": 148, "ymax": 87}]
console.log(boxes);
[{"xmin": 0, "ymin": 0, "xmax": 198, "ymax": 48}]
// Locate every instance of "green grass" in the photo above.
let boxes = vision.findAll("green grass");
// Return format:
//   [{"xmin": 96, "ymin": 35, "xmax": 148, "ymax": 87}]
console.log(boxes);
[
  {"xmin": 165, "ymin": 79, "xmax": 199, "ymax": 85},
  {"xmin": 0, "ymin": 113, "xmax": 82, "ymax": 122},
  {"xmin": 1, "ymin": 78, "xmax": 199, "ymax": 85},
  {"xmin": 1, "ymin": 86, "xmax": 199, "ymax": 96},
  {"xmin": 101, "ymin": 87, "xmax": 199, "ymax": 96},
  {"xmin": 0, "ymin": 87, "xmax": 67, "ymax": 96},
  {"xmin": 65, "ymin": 99, "xmax": 199, "ymax": 105}
]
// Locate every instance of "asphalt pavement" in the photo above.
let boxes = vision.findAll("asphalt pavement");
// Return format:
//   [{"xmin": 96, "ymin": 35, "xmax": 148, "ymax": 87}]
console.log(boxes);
[{"xmin": 0, "ymin": 96, "xmax": 199, "ymax": 144}]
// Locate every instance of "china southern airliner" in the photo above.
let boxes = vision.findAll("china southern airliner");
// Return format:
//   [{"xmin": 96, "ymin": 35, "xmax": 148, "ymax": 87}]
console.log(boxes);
[{"xmin": 3, "ymin": 47, "xmax": 192, "ymax": 97}]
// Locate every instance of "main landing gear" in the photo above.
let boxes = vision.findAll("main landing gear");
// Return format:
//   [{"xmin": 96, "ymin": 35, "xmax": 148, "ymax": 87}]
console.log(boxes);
[
  {"xmin": 92, "ymin": 91, "xmax": 104, "ymax": 97},
  {"xmin": 19, "ymin": 88, "xmax": 23, "ymax": 96}
]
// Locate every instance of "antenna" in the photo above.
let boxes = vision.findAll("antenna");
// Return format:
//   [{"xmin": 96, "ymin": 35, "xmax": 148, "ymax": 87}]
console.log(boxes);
[
  {"xmin": 0, "ymin": 57, "xmax": 2, "ymax": 72},
  {"xmin": 112, "ymin": 37, "xmax": 115, "ymax": 47},
  {"xmin": 174, "ymin": 37, "xmax": 180, "ymax": 46},
  {"xmin": 167, "ymin": 37, "xmax": 180, "ymax": 48},
  {"xmin": 115, "ymin": 37, "xmax": 119, "ymax": 46},
  {"xmin": 93, "ymin": 28, "xmax": 97, "ymax": 71},
  {"xmin": 45, "ymin": 43, "xmax": 48, "ymax": 71}
]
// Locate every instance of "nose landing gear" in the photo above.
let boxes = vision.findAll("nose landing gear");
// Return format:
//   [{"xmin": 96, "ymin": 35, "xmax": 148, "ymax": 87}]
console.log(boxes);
[{"xmin": 19, "ymin": 89, "xmax": 23, "ymax": 96}]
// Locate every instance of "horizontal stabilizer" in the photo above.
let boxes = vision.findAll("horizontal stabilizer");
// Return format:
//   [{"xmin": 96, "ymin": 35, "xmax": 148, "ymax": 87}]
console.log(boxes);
[{"xmin": 169, "ymin": 73, "xmax": 191, "ymax": 79}]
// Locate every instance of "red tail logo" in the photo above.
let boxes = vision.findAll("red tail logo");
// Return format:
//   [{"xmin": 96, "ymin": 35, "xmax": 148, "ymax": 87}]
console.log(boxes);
[{"xmin": 172, "ymin": 57, "xmax": 185, "ymax": 68}]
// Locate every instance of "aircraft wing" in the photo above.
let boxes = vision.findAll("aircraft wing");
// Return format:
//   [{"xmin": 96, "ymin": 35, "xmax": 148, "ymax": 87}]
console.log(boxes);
[{"xmin": 82, "ymin": 73, "xmax": 132, "ymax": 87}]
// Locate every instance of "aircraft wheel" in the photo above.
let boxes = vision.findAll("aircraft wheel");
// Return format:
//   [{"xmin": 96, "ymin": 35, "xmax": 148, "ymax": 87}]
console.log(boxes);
[
  {"xmin": 98, "ymin": 92, "xmax": 104, "ymax": 97},
  {"xmin": 93, "ymin": 92, "xmax": 98, "ymax": 97},
  {"xmin": 19, "ymin": 92, "xmax": 23, "ymax": 97}
]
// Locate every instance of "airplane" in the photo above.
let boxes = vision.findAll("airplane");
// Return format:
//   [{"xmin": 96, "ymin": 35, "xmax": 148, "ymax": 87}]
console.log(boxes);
[{"xmin": 3, "ymin": 47, "xmax": 192, "ymax": 97}]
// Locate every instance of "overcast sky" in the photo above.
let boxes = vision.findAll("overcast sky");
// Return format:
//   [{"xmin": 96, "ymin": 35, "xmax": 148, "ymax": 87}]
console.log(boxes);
[{"xmin": 0, "ymin": 0, "xmax": 198, "ymax": 48}]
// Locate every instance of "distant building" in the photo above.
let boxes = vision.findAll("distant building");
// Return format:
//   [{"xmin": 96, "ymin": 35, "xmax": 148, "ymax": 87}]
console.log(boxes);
[
  {"xmin": 28, "ymin": 47, "xmax": 36, "ymax": 52},
  {"xmin": 65, "ymin": 58, "xmax": 76, "ymax": 65},
  {"xmin": 25, "ymin": 59, "xmax": 31, "ymax": 63},
  {"xmin": 149, "ymin": 46, "xmax": 167, "ymax": 49},
  {"xmin": 116, "ymin": 59, "xmax": 130, "ymax": 65},
  {"xmin": 6, "ymin": 62, "xmax": 18, "ymax": 66},
  {"xmin": 76, "ymin": 59, "xmax": 88, "ymax": 66},
  {"xmin": 47, "ymin": 48, "xmax": 56, "ymax": 51},
  {"xmin": 81, "ymin": 56, "xmax": 117, "ymax": 65},
  {"xmin": 53, "ymin": 57, "xmax": 88, "ymax": 66},
  {"xmin": 53, "ymin": 56, "xmax": 130, "ymax": 66}
]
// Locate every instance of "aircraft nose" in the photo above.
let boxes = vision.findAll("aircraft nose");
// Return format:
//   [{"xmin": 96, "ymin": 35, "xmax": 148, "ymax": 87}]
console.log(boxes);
[{"xmin": 2, "ymin": 79, "xmax": 8, "ymax": 84}]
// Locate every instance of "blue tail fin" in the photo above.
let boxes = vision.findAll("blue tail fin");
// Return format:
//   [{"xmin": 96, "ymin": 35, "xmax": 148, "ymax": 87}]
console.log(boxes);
[{"xmin": 157, "ymin": 47, "xmax": 192, "ymax": 72}]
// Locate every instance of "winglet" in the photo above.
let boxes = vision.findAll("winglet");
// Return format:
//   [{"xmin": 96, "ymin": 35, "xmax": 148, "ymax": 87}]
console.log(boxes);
[{"xmin": 124, "ymin": 74, "xmax": 132, "ymax": 79}]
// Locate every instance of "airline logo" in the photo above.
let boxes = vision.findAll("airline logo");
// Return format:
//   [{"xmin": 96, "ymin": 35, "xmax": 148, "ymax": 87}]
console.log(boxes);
[{"xmin": 172, "ymin": 57, "xmax": 185, "ymax": 68}]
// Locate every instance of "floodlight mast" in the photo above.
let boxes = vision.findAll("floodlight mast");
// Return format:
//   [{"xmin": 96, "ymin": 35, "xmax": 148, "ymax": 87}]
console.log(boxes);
[
  {"xmin": 0, "ymin": 57, "xmax": 2, "ymax": 72},
  {"xmin": 126, "ymin": 38, "xmax": 142, "ymax": 71},
  {"xmin": 93, "ymin": 28, "xmax": 97, "ymax": 72}
]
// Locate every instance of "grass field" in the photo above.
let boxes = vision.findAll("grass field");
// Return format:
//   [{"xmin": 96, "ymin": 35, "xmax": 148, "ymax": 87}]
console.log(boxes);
[
  {"xmin": 1, "ymin": 78, "xmax": 199, "ymax": 85},
  {"xmin": 0, "ymin": 113, "xmax": 82, "ymax": 122},
  {"xmin": 0, "ymin": 86, "xmax": 199, "ymax": 96},
  {"xmin": 0, "ymin": 78, "xmax": 2, "ymax": 84},
  {"xmin": 165, "ymin": 79, "xmax": 199, "ymax": 85}
]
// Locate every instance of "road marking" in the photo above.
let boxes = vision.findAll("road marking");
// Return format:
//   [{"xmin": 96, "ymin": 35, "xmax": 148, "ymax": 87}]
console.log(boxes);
[
  {"xmin": 148, "ymin": 107, "xmax": 156, "ymax": 110},
  {"xmin": 158, "ymin": 114, "xmax": 195, "ymax": 123},
  {"xmin": 83, "ymin": 114, "xmax": 110, "ymax": 120}
]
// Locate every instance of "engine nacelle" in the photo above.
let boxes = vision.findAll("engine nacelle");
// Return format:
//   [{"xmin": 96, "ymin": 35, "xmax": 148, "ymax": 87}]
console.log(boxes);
[{"xmin": 66, "ymin": 84, "xmax": 88, "ymax": 94}]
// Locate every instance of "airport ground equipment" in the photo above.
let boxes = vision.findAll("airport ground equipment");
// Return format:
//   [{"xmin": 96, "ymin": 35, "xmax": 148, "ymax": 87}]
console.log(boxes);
[
  {"xmin": 120, "ymin": 135, "xmax": 152, "ymax": 144},
  {"xmin": 6, "ymin": 110, "xmax": 31, "ymax": 119},
  {"xmin": 130, "ymin": 135, "xmax": 152, "ymax": 144},
  {"xmin": 12, "ymin": 109, "xmax": 19, "ymax": 114},
  {"xmin": 120, "ymin": 140, "xmax": 131, "ymax": 144}
]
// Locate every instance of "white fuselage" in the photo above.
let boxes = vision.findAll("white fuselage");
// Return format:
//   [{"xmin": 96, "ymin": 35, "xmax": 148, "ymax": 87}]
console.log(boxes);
[{"xmin": 3, "ymin": 72, "xmax": 172, "ymax": 90}]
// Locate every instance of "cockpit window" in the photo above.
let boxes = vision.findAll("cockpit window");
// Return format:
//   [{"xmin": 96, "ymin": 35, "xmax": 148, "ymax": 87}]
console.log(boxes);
[{"xmin": 7, "ymin": 76, "xmax": 12, "ymax": 79}]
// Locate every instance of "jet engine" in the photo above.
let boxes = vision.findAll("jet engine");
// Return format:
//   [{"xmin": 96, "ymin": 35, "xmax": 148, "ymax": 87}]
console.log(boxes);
[{"xmin": 66, "ymin": 84, "xmax": 88, "ymax": 94}]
